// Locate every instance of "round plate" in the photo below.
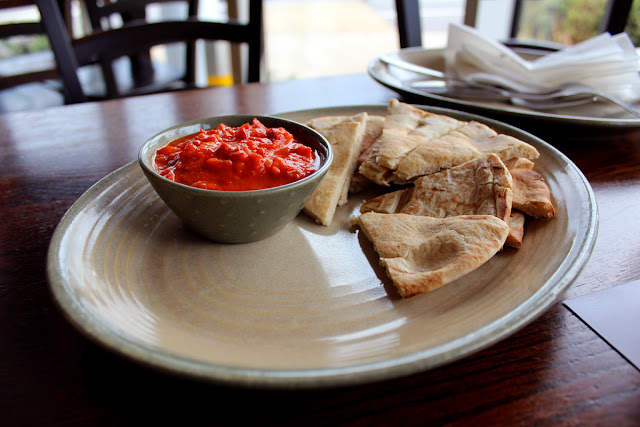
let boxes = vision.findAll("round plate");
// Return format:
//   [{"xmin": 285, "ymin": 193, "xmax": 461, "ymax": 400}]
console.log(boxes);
[
  {"xmin": 369, "ymin": 47, "xmax": 640, "ymax": 130},
  {"xmin": 47, "ymin": 105, "xmax": 598, "ymax": 388}
]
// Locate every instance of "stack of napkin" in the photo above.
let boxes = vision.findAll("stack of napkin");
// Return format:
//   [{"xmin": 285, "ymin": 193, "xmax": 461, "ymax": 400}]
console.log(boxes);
[{"xmin": 444, "ymin": 23, "xmax": 640, "ymax": 102}]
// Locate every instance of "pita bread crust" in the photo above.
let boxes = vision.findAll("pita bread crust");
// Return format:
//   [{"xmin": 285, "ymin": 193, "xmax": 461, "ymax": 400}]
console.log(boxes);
[
  {"xmin": 306, "ymin": 116, "xmax": 350, "ymax": 129},
  {"xmin": 357, "ymin": 134, "xmax": 395, "ymax": 186},
  {"xmin": 357, "ymin": 115, "xmax": 385, "ymax": 163},
  {"xmin": 350, "ymin": 115, "xmax": 385, "ymax": 193},
  {"xmin": 308, "ymin": 114, "xmax": 384, "ymax": 195},
  {"xmin": 358, "ymin": 212, "xmax": 509, "ymax": 298},
  {"xmin": 505, "ymin": 210, "xmax": 526, "ymax": 248},
  {"xmin": 303, "ymin": 113, "xmax": 367, "ymax": 225},
  {"xmin": 504, "ymin": 157, "xmax": 535, "ymax": 170},
  {"xmin": 376, "ymin": 99, "xmax": 462, "ymax": 170},
  {"xmin": 358, "ymin": 101, "xmax": 539, "ymax": 186},
  {"xmin": 475, "ymin": 134, "xmax": 540, "ymax": 161},
  {"xmin": 510, "ymin": 167, "xmax": 555, "ymax": 218},
  {"xmin": 360, "ymin": 188, "xmax": 414, "ymax": 214},
  {"xmin": 391, "ymin": 121, "xmax": 539, "ymax": 183},
  {"xmin": 457, "ymin": 120, "xmax": 498, "ymax": 140},
  {"xmin": 308, "ymin": 114, "xmax": 384, "ymax": 165},
  {"xmin": 360, "ymin": 154, "xmax": 513, "ymax": 226},
  {"xmin": 400, "ymin": 154, "xmax": 513, "ymax": 222},
  {"xmin": 390, "ymin": 123, "xmax": 485, "ymax": 182}
]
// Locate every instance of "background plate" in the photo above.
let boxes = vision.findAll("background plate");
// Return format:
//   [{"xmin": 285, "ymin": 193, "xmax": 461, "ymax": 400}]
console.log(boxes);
[
  {"xmin": 47, "ymin": 105, "xmax": 597, "ymax": 388},
  {"xmin": 369, "ymin": 47, "xmax": 640, "ymax": 135}
]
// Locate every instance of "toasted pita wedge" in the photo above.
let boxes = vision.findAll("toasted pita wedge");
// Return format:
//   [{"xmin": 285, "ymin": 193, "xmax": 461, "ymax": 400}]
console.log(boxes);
[
  {"xmin": 308, "ymin": 114, "xmax": 384, "ymax": 165},
  {"xmin": 475, "ymin": 134, "xmax": 540, "ymax": 161},
  {"xmin": 304, "ymin": 113, "xmax": 367, "ymax": 225},
  {"xmin": 350, "ymin": 115, "xmax": 385, "ymax": 193},
  {"xmin": 308, "ymin": 113, "xmax": 385, "ymax": 198},
  {"xmin": 391, "ymin": 121, "xmax": 539, "ymax": 182},
  {"xmin": 391, "ymin": 121, "xmax": 488, "ymax": 182},
  {"xmin": 503, "ymin": 157, "xmax": 535, "ymax": 170},
  {"xmin": 510, "ymin": 167, "xmax": 555, "ymax": 218},
  {"xmin": 376, "ymin": 99, "xmax": 463, "ymax": 170},
  {"xmin": 358, "ymin": 136, "xmax": 394, "ymax": 186},
  {"xmin": 307, "ymin": 116, "xmax": 350, "ymax": 129},
  {"xmin": 505, "ymin": 210, "xmax": 526, "ymax": 248},
  {"xmin": 360, "ymin": 188, "xmax": 414, "ymax": 214},
  {"xmin": 358, "ymin": 212, "xmax": 509, "ymax": 298},
  {"xmin": 361, "ymin": 154, "xmax": 513, "ymax": 223},
  {"xmin": 400, "ymin": 154, "xmax": 513, "ymax": 221},
  {"xmin": 357, "ymin": 115, "xmax": 385, "ymax": 163}
]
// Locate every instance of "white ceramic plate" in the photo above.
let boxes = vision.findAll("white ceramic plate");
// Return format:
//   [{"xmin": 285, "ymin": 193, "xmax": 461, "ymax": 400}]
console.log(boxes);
[
  {"xmin": 369, "ymin": 47, "xmax": 640, "ymax": 129},
  {"xmin": 47, "ymin": 105, "xmax": 597, "ymax": 388}
]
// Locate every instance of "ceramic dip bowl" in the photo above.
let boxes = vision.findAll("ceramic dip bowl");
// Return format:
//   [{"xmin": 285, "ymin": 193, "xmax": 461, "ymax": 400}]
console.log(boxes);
[{"xmin": 139, "ymin": 114, "xmax": 333, "ymax": 244}]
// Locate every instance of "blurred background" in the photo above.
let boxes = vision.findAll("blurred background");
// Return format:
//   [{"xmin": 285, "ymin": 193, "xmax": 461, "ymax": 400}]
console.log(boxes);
[{"xmin": 1, "ymin": 0, "xmax": 638, "ymax": 88}]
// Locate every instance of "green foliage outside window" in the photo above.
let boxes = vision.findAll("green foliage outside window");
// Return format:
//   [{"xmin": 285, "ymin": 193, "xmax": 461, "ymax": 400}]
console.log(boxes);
[
  {"xmin": 625, "ymin": 0, "xmax": 640, "ymax": 43},
  {"xmin": 0, "ymin": 35, "xmax": 50, "ymax": 60},
  {"xmin": 518, "ymin": 0, "xmax": 639, "ymax": 46}
]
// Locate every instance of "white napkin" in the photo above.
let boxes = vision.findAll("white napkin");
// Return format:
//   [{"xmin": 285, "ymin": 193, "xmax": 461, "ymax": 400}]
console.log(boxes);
[{"xmin": 444, "ymin": 23, "xmax": 640, "ymax": 102}]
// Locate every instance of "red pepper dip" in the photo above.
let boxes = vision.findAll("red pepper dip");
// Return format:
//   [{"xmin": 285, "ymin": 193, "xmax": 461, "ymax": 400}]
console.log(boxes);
[{"xmin": 154, "ymin": 119, "xmax": 320, "ymax": 191}]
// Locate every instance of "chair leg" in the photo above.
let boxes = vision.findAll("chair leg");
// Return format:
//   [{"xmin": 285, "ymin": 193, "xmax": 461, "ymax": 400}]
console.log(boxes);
[
  {"xmin": 396, "ymin": 0, "xmax": 422, "ymax": 48},
  {"xmin": 99, "ymin": 60, "xmax": 120, "ymax": 98},
  {"xmin": 185, "ymin": 41, "xmax": 197, "ymax": 86},
  {"xmin": 35, "ymin": 0, "xmax": 87, "ymax": 104},
  {"xmin": 130, "ymin": 51, "xmax": 156, "ymax": 88},
  {"xmin": 247, "ymin": 0, "xmax": 264, "ymax": 82}
]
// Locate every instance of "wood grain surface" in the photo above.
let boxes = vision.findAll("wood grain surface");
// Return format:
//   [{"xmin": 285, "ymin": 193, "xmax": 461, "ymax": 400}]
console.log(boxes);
[{"xmin": 1, "ymin": 74, "xmax": 639, "ymax": 425}]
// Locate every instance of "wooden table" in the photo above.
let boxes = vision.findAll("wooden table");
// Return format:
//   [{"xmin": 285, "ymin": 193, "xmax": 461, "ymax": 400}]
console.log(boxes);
[{"xmin": 1, "ymin": 74, "xmax": 639, "ymax": 425}]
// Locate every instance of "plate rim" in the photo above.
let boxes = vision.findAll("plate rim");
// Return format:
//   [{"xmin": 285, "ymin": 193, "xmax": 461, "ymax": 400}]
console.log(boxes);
[
  {"xmin": 46, "ymin": 104, "xmax": 599, "ymax": 389},
  {"xmin": 368, "ymin": 46, "xmax": 640, "ymax": 128}
]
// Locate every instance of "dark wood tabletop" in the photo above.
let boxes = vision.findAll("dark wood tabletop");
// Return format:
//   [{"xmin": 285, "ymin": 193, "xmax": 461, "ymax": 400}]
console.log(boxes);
[{"xmin": 1, "ymin": 73, "xmax": 639, "ymax": 425}]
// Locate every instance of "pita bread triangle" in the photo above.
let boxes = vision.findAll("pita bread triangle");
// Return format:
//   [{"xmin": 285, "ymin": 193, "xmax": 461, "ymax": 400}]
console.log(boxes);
[
  {"xmin": 376, "ymin": 99, "xmax": 463, "ymax": 170},
  {"xmin": 358, "ymin": 136, "xmax": 393, "ymax": 186},
  {"xmin": 304, "ymin": 112, "xmax": 367, "ymax": 225},
  {"xmin": 360, "ymin": 187, "xmax": 413, "ymax": 215},
  {"xmin": 506, "ymin": 210, "xmax": 526, "ymax": 248},
  {"xmin": 358, "ymin": 212, "xmax": 510, "ymax": 298},
  {"xmin": 357, "ymin": 100, "xmax": 540, "ymax": 186},
  {"xmin": 357, "ymin": 100, "xmax": 466, "ymax": 187},
  {"xmin": 361, "ymin": 154, "xmax": 513, "ymax": 222},
  {"xmin": 510, "ymin": 167, "xmax": 555, "ymax": 219},
  {"xmin": 391, "ymin": 120, "xmax": 539, "ymax": 182},
  {"xmin": 310, "ymin": 114, "xmax": 386, "ymax": 195},
  {"xmin": 400, "ymin": 153, "xmax": 513, "ymax": 221}
]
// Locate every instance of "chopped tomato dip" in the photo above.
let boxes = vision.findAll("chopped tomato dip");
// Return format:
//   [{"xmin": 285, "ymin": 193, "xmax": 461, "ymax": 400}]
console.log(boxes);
[{"xmin": 154, "ymin": 119, "xmax": 319, "ymax": 191}]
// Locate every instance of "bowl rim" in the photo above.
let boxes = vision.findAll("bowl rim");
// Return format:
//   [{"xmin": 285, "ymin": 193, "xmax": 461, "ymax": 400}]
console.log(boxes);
[{"xmin": 138, "ymin": 114, "xmax": 334, "ymax": 195}]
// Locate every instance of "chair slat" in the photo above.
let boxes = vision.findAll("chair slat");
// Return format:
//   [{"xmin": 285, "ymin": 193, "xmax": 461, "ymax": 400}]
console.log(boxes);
[{"xmin": 37, "ymin": 0, "xmax": 263, "ymax": 101}]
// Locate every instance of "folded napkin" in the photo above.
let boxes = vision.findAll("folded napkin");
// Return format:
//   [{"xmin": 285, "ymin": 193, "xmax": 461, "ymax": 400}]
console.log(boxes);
[{"xmin": 444, "ymin": 23, "xmax": 640, "ymax": 102}]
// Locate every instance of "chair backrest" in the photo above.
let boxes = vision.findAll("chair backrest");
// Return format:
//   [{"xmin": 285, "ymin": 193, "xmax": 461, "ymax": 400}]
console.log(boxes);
[
  {"xmin": 79, "ymin": 0, "xmax": 200, "ymax": 98},
  {"xmin": 0, "ymin": 0, "xmax": 60, "ymax": 90},
  {"xmin": 81, "ymin": 0, "xmax": 199, "ymax": 30},
  {"xmin": 36, "ymin": 0, "xmax": 263, "ymax": 103}
]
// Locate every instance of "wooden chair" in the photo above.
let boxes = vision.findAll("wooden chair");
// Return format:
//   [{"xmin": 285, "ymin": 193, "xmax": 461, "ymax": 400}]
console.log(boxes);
[
  {"xmin": 395, "ymin": 0, "xmax": 635, "ymax": 49},
  {"xmin": 36, "ymin": 0, "xmax": 263, "ymax": 103},
  {"xmin": 78, "ymin": 0, "xmax": 200, "ymax": 98},
  {"xmin": 0, "ymin": 0, "xmax": 66, "ymax": 112}
]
